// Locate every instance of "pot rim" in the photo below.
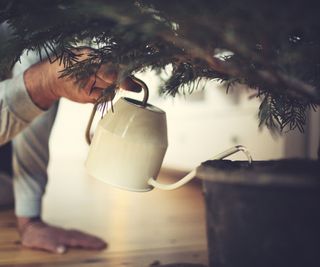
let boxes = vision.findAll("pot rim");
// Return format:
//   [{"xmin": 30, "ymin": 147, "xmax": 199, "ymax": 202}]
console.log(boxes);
[{"xmin": 196, "ymin": 159, "xmax": 320, "ymax": 187}]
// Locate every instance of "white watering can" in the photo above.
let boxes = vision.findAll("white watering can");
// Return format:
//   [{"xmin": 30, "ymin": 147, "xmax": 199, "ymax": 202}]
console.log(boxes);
[{"xmin": 85, "ymin": 77, "xmax": 252, "ymax": 191}]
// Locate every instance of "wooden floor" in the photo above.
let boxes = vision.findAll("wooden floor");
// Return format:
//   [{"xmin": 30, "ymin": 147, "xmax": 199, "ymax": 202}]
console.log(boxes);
[{"xmin": 0, "ymin": 164, "xmax": 208, "ymax": 266}]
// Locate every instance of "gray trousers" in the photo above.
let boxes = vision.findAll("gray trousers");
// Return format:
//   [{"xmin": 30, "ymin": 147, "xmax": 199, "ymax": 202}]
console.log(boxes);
[{"xmin": 0, "ymin": 101, "xmax": 58, "ymax": 217}]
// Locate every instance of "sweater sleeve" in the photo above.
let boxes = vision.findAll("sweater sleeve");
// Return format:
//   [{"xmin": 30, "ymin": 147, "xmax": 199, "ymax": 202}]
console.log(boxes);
[{"xmin": 0, "ymin": 73, "xmax": 44, "ymax": 145}]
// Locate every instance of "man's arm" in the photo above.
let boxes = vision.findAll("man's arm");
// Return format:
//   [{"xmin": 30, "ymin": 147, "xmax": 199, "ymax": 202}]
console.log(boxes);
[
  {"xmin": 0, "ymin": 23, "xmax": 41, "ymax": 145},
  {"xmin": 0, "ymin": 49, "xmax": 141, "ymax": 145},
  {"xmin": 0, "ymin": 72, "xmax": 44, "ymax": 145}
]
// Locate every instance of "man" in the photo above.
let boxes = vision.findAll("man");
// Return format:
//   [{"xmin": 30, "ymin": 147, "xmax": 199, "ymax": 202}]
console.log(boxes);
[{"xmin": 0, "ymin": 48, "xmax": 141, "ymax": 254}]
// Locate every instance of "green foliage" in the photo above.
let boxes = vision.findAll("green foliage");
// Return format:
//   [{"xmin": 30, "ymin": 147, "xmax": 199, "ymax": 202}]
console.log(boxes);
[{"xmin": 1, "ymin": 0, "xmax": 319, "ymax": 132}]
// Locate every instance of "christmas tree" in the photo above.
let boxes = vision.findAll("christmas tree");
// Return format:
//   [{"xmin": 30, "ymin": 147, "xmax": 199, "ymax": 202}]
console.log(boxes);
[{"xmin": 1, "ymin": 0, "xmax": 319, "ymax": 132}]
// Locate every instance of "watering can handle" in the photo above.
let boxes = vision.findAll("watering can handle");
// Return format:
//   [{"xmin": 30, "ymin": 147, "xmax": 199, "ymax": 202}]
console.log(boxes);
[
  {"xmin": 85, "ymin": 75, "xmax": 149, "ymax": 145},
  {"xmin": 147, "ymin": 145, "xmax": 253, "ymax": 190}
]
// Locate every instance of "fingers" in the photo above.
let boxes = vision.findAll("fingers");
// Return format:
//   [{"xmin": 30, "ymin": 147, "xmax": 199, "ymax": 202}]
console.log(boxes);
[
  {"xmin": 94, "ymin": 74, "xmax": 142, "ymax": 93},
  {"xmin": 82, "ymin": 75, "xmax": 109, "ymax": 102},
  {"xmin": 27, "ymin": 241, "xmax": 67, "ymax": 254},
  {"xmin": 71, "ymin": 48, "xmax": 142, "ymax": 93},
  {"xmin": 20, "ymin": 220, "xmax": 107, "ymax": 254},
  {"xmin": 56, "ymin": 245, "xmax": 67, "ymax": 254},
  {"xmin": 59, "ymin": 50, "xmax": 143, "ymax": 104},
  {"xmin": 62, "ymin": 229, "xmax": 107, "ymax": 250},
  {"xmin": 22, "ymin": 237, "xmax": 67, "ymax": 254},
  {"xmin": 20, "ymin": 222, "xmax": 67, "ymax": 254},
  {"xmin": 94, "ymin": 76, "xmax": 110, "ymax": 90},
  {"xmin": 88, "ymin": 89, "xmax": 103, "ymax": 102},
  {"xmin": 95, "ymin": 64, "xmax": 117, "ymax": 83},
  {"xmin": 120, "ymin": 76, "xmax": 142, "ymax": 92},
  {"xmin": 84, "ymin": 75, "xmax": 141, "ymax": 104},
  {"xmin": 96, "ymin": 65, "xmax": 142, "ymax": 93}
]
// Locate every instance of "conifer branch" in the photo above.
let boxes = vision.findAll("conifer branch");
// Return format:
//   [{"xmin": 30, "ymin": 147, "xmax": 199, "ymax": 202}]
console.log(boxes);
[{"xmin": 0, "ymin": 0, "xmax": 319, "ymax": 133}]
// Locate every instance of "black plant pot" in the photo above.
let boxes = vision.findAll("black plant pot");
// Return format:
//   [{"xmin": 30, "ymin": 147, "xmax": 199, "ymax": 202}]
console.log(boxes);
[{"xmin": 196, "ymin": 159, "xmax": 320, "ymax": 267}]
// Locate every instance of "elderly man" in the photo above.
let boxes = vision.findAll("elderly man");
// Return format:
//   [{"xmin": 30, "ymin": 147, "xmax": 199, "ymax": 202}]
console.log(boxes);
[{"xmin": 0, "ymin": 29, "xmax": 141, "ymax": 253}]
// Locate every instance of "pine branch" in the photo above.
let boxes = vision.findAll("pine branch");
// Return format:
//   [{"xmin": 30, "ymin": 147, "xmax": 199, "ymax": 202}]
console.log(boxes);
[{"xmin": 1, "ymin": 0, "xmax": 320, "ymax": 133}]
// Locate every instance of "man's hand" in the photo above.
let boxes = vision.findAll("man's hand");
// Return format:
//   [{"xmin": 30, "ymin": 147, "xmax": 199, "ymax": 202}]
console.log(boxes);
[
  {"xmin": 24, "ymin": 49, "xmax": 141, "ymax": 110},
  {"xmin": 17, "ymin": 217, "xmax": 107, "ymax": 254}
]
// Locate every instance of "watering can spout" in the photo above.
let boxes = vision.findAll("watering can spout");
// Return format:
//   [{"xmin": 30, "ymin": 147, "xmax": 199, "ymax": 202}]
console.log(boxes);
[{"xmin": 147, "ymin": 145, "xmax": 253, "ymax": 191}]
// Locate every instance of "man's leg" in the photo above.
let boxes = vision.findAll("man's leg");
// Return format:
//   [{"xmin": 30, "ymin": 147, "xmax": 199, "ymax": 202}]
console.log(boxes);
[
  {"xmin": 0, "ymin": 142, "xmax": 14, "ymax": 207},
  {"xmin": 0, "ymin": 172, "xmax": 13, "ymax": 207},
  {"xmin": 12, "ymin": 100, "xmax": 106, "ymax": 253}
]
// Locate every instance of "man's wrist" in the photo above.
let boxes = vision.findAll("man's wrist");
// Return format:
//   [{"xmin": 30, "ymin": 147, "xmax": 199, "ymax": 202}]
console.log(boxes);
[{"xmin": 24, "ymin": 61, "xmax": 59, "ymax": 110}]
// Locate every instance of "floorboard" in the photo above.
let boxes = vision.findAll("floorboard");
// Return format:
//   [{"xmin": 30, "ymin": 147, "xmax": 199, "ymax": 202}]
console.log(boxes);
[{"xmin": 0, "ymin": 162, "xmax": 208, "ymax": 267}]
